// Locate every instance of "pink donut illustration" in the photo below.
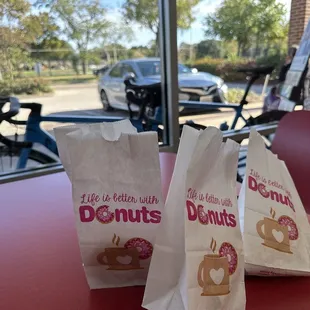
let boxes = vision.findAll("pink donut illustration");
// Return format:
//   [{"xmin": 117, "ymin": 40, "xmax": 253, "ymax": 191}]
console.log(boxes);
[
  {"xmin": 124, "ymin": 237, "xmax": 153, "ymax": 260},
  {"xmin": 96, "ymin": 205, "xmax": 114, "ymax": 224},
  {"xmin": 219, "ymin": 242, "xmax": 238, "ymax": 275},
  {"xmin": 198, "ymin": 205, "xmax": 209, "ymax": 225},
  {"xmin": 278, "ymin": 215, "xmax": 299, "ymax": 240}
]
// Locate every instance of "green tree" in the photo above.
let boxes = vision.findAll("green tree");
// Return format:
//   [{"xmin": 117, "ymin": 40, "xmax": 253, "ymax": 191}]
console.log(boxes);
[
  {"xmin": 196, "ymin": 40, "xmax": 222, "ymax": 59},
  {"xmin": 123, "ymin": 0, "xmax": 202, "ymax": 55},
  {"xmin": 0, "ymin": 0, "xmax": 31, "ymax": 79},
  {"xmin": 36, "ymin": 0, "xmax": 111, "ymax": 74},
  {"xmin": 31, "ymin": 37, "xmax": 73, "ymax": 74},
  {"xmin": 127, "ymin": 45, "xmax": 154, "ymax": 58},
  {"xmin": 102, "ymin": 22, "xmax": 134, "ymax": 63},
  {"xmin": 31, "ymin": 37, "xmax": 73, "ymax": 60},
  {"xmin": 204, "ymin": 0, "xmax": 256, "ymax": 56},
  {"xmin": 204, "ymin": 0, "xmax": 287, "ymax": 57},
  {"xmin": 253, "ymin": 0, "xmax": 287, "ymax": 55}
]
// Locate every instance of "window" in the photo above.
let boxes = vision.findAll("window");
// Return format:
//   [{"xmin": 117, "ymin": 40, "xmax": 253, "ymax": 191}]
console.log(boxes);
[
  {"xmin": 137, "ymin": 61, "xmax": 161, "ymax": 77},
  {"xmin": 137, "ymin": 61, "xmax": 192, "ymax": 77},
  {"xmin": 123, "ymin": 64, "xmax": 136, "ymax": 76},
  {"xmin": 178, "ymin": 64, "xmax": 192, "ymax": 74},
  {"xmin": 0, "ymin": 0, "xmax": 179, "ymax": 179},
  {"xmin": 109, "ymin": 64, "xmax": 123, "ymax": 78}
]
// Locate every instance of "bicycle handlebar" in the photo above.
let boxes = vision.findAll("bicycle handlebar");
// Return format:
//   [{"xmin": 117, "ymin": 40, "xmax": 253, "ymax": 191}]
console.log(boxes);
[
  {"xmin": 237, "ymin": 66, "xmax": 274, "ymax": 76},
  {"xmin": 0, "ymin": 97, "xmax": 33, "ymax": 149},
  {"xmin": 0, "ymin": 97, "xmax": 21, "ymax": 123}
]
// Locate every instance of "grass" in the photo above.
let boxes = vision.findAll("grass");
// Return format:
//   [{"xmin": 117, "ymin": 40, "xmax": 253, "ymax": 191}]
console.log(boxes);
[
  {"xmin": 44, "ymin": 75, "xmax": 97, "ymax": 84},
  {"xmin": 17, "ymin": 69, "xmax": 93, "ymax": 77},
  {"xmin": 15, "ymin": 74, "xmax": 97, "ymax": 85},
  {"xmin": 226, "ymin": 88, "xmax": 262, "ymax": 104}
]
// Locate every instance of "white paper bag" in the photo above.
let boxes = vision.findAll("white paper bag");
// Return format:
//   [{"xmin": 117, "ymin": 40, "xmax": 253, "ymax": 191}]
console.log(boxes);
[
  {"xmin": 238, "ymin": 129, "xmax": 310, "ymax": 276},
  {"xmin": 54, "ymin": 121, "xmax": 137, "ymax": 181},
  {"xmin": 54, "ymin": 120, "xmax": 164, "ymax": 289},
  {"xmin": 143, "ymin": 126, "xmax": 245, "ymax": 310}
]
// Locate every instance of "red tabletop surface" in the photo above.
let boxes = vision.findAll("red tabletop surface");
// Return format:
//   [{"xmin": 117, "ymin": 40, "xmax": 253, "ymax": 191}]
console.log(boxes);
[{"xmin": 1, "ymin": 152, "xmax": 310, "ymax": 310}]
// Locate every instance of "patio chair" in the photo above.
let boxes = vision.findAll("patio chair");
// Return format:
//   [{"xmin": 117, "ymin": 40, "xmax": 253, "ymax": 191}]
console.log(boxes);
[{"xmin": 271, "ymin": 110, "xmax": 310, "ymax": 213}]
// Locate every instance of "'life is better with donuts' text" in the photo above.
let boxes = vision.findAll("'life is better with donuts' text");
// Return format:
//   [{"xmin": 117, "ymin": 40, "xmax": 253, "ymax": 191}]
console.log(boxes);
[{"xmin": 79, "ymin": 192, "xmax": 162, "ymax": 224}]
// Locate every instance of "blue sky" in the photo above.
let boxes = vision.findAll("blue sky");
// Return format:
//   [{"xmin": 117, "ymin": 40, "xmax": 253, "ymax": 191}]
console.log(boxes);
[{"xmin": 102, "ymin": 0, "xmax": 291, "ymax": 47}]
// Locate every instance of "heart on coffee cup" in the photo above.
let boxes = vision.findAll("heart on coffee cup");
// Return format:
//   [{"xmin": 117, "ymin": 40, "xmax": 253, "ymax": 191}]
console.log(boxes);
[
  {"xmin": 209, "ymin": 268, "xmax": 225, "ymax": 285},
  {"xmin": 116, "ymin": 255, "xmax": 133, "ymax": 265},
  {"xmin": 272, "ymin": 229, "xmax": 284, "ymax": 244}
]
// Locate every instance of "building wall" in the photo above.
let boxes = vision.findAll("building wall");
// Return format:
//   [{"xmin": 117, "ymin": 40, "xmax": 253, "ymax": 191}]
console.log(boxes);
[{"xmin": 289, "ymin": 0, "xmax": 310, "ymax": 46}]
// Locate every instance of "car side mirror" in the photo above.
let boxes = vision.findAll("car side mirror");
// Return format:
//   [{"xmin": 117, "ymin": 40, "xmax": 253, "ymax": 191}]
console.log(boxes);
[
  {"xmin": 124, "ymin": 72, "xmax": 136, "ymax": 81},
  {"xmin": 191, "ymin": 68, "xmax": 198, "ymax": 74}
]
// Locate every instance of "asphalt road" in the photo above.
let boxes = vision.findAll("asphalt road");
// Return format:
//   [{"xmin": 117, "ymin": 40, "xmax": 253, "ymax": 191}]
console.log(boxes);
[
  {"xmin": 0, "ymin": 83, "xmax": 265, "ymax": 175},
  {"xmin": 1, "ymin": 83, "xmax": 264, "ymax": 137}
]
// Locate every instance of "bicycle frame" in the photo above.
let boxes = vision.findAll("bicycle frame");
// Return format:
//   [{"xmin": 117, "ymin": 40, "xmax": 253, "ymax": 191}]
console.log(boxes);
[
  {"xmin": 14, "ymin": 68, "xmax": 265, "ymax": 170},
  {"xmin": 17, "ymin": 103, "xmax": 146, "ymax": 169},
  {"xmin": 16, "ymin": 100, "xmax": 251, "ymax": 170},
  {"xmin": 179, "ymin": 101, "xmax": 249, "ymax": 129}
]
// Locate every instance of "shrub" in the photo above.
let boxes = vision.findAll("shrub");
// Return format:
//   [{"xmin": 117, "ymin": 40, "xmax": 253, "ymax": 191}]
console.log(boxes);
[
  {"xmin": 256, "ymin": 53, "xmax": 286, "ymax": 79},
  {"xmin": 187, "ymin": 55, "xmax": 286, "ymax": 82},
  {"xmin": 187, "ymin": 57, "xmax": 256, "ymax": 82},
  {"xmin": 0, "ymin": 78, "xmax": 52, "ymax": 96}
]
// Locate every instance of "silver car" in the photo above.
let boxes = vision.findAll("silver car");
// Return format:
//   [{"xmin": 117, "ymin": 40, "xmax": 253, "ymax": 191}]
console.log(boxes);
[{"xmin": 98, "ymin": 58, "xmax": 228, "ymax": 111}]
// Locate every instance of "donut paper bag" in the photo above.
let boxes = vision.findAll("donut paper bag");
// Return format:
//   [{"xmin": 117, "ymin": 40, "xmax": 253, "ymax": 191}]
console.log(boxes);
[
  {"xmin": 54, "ymin": 120, "xmax": 164, "ymax": 289},
  {"xmin": 238, "ymin": 129, "xmax": 310, "ymax": 276},
  {"xmin": 143, "ymin": 126, "xmax": 245, "ymax": 310}
]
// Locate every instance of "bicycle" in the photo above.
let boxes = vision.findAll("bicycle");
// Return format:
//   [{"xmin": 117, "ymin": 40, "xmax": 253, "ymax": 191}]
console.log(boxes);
[
  {"xmin": 0, "ymin": 66, "xmax": 284, "ymax": 174},
  {"xmin": 179, "ymin": 66, "xmax": 290, "ymax": 131},
  {"xmin": 0, "ymin": 96, "xmax": 157, "ymax": 173}
]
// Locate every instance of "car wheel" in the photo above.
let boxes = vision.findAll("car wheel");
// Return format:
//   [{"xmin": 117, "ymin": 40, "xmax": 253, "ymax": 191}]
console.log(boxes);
[{"xmin": 100, "ymin": 90, "xmax": 113, "ymax": 111}]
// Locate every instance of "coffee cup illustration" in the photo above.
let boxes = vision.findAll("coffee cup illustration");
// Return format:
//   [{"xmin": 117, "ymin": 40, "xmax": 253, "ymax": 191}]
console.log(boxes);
[
  {"xmin": 198, "ymin": 239, "xmax": 238, "ymax": 296},
  {"xmin": 198, "ymin": 254, "xmax": 230, "ymax": 296},
  {"xmin": 97, "ymin": 247, "xmax": 142, "ymax": 270},
  {"xmin": 97, "ymin": 235, "xmax": 153, "ymax": 270},
  {"xmin": 256, "ymin": 209, "xmax": 298, "ymax": 254}
]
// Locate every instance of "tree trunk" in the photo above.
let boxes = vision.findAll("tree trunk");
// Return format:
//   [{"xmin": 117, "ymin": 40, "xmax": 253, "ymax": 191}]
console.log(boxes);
[
  {"xmin": 105, "ymin": 50, "xmax": 111, "ymax": 65},
  {"xmin": 189, "ymin": 45, "xmax": 194, "ymax": 62},
  {"xmin": 72, "ymin": 56, "xmax": 80, "ymax": 75},
  {"xmin": 237, "ymin": 42, "xmax": 242, "ymax": 57},
  {"xmin": 82, "ymin": 58, "xmax": 87, "ymax": 75},
  {"xmin": 48, "ymin": 59, "xmax": 52, "ymax": 76},
  {"xmin": 113, "ymin": 47, "xmax": 118, "ymax": 63},
  {"xmin": 155, "ymin": 30, "xmax": 160, "ymax": 57},
  {"xmin": 255, "ymin": 35, "xmax": 260, "ymax": 57}
]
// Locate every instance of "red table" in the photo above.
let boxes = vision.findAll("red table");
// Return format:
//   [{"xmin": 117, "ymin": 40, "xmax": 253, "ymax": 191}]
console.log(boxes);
[{"xmin": 1, "ymin": 153, "xmax": 310, "ymax": 310}]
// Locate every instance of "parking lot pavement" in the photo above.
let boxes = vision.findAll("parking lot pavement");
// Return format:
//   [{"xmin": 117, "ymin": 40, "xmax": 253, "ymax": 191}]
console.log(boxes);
[
  {"xmin": 1, "ymin": 84, "xmax": 264, "ymax": 137},
  {"xmin": 1, "ymin": 85, "xmax": 265, "ymax": 175}
]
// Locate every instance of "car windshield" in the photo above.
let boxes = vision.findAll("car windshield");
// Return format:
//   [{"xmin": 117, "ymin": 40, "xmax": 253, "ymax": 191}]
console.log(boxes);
[{"xmin": 136, "ymin": 61, "xmax": 192, "ymax": 77}]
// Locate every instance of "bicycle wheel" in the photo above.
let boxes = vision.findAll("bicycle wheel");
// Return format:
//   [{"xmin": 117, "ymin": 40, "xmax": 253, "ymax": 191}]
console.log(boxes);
[{"xmin": 0, "ymin": 146, "xmax": 57, "ymax": 173}]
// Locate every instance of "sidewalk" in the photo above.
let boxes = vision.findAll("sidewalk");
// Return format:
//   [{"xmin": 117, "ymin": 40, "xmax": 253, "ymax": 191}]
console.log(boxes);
[{"xmin": 51, "ymin": 82, "xmax": 97, "ymax": 90}]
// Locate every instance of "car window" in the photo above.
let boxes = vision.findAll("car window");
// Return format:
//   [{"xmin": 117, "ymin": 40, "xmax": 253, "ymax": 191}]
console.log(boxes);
[
  {"xmin": 136, "ymin": 61, "xmax": 192, "ymax": 77},
  {"xmin": 137, "ymin": 61, "xmax": 161, "ymax": 77},
  {"xmin": 123, "ymin": 64, "xmax": 137, "ymax": 75},
  {"xmin": 109, "ymin": 64, "xmax": 123, "ymax": 78},
  {"xmin": 178, "ymin": 64, "xmax": 191, "ymax": 74}
]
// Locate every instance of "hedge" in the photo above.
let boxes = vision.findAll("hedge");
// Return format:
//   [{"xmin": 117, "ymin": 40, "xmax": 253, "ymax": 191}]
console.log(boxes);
[
  {"xmin": 187, "ymin": 56, "xmax": 283, "ymax": 82},
  {"xmin": 0, "ymin": 78, "xmax": 52, "ymax": 96}
]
